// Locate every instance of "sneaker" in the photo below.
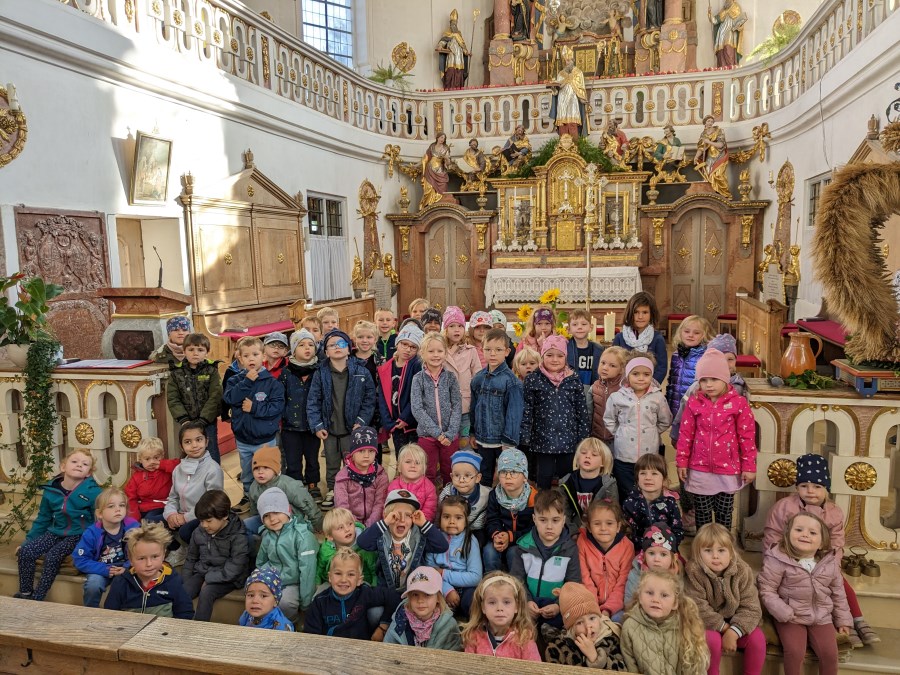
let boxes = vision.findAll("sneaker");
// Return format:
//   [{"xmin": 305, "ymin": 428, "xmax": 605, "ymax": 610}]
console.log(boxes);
[
  {"xmin": 855, "ymin": 620, "xmax": 881, "ymax": 645},
  {"xmin": 13, "ymin": 591, "xmax": 34, "ymax": 600},
  {"xmin": 165, "ymin": 547, "xmax": 186, "ymax": 568},
  {"xmin": 308, "ymin": 484, "xmax": 322, "ymax": 501},
  {"xmin": 847, "ymin": 630, "xmax": 864, "ymax": 649},
  {"xmin": 231, "ymin": 496, "xmax": 251, "ymax": 514},
  {"xmin": 321, "ymin": 490, "xmax": 334, "ymax": 509}
]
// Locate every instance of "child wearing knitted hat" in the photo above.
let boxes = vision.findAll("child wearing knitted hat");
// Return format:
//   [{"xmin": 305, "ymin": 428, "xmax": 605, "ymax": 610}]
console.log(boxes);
[
  {"xmin": 517, "ymin": 306, "xmax": 556, "ymax": 354},
  {"xmin": 541, "ymin": 581, "xmax": 628, "ymax": 669},
  {"xmin": 421, "ymin": 308, "xmax": 443, "ymax": 334},
  {"xmin": 240, "ymin": 565, "xmax": 294, "ymax": 631},
  {"xmin": 624, "ymin": 521, "xmax": 682, "ymax": 606},
  {"xmin": 245, "ymin": 445, "xmax": 323, "ymax": 538},
  {"xmin": 377, "ymin": 323, "xmax": 424, "ymax": 457},
  {"xmin": 438, "ymin": 450, "xmax": 490, "ymax": 538},
  {"xmin": 150, "ymin": 315, "xmax": 191, "ymax": 363},
  {"xmin": 334, "ymin": 426, "xmax": 389, "ymax": 527},
  {"xmin": 483, "ymin": 448, "xmax": 536, "ymax": 573},
  {"xmin": 676, "ymin": 348, "xmax": 757, "ymax": 530},
  {"xmin": 441, "ymin": 306, "xmax": 482, "ymax": 451},
  {"xmin": 279, "ymin": 328, "xmax": 321, "ymax": 497}
]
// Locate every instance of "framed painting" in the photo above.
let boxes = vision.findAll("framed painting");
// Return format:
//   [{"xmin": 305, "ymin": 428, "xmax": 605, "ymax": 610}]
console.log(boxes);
[{"xmin": 130, "ymin": 131, "xmax": 172, "ymax": 205}]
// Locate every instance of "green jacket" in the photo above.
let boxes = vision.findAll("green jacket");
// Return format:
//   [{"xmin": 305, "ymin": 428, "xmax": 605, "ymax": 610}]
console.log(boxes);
[
  {"xmin": 256, "ymin": 516, "xmax": 319, "ymax": 610},
  {"xmin": 249, "ymin": 473, "xmax": 323, "ymax": 532},
  {"xmin": 508, "ymin": 527, "xmax": 581, "ymax": 603},
  {"xmin": 166, "ymin": 359, "xmax": 223, "ymax": 425},
  {"xmin": 316, "ymin": 526, "xmax": 379, "ymax": 585}
]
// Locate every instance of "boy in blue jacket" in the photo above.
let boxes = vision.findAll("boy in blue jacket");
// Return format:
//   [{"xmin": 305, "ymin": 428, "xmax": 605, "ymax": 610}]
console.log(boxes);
[
  {"xmin": 223, "ymin": 335, "xmax": 285, "ymax": 510},
  {"xmin": 308, "ymin": 329, "xmax": 375, "ymax": 509},
  {"xmin": 73, "ymin": 487, "xmax": 140, "ymax": 607}
]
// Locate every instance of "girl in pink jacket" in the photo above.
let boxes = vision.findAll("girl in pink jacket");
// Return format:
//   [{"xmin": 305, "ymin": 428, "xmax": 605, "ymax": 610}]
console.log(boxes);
[
  {"xmin": 442, "ymin": 306, "xmax": 481, "ymax": 450},
  {"xmin": 333, "ymin": 426, "xmax": 389, "ymax": 527},
  {"xmin": 388, "ymin": 443, "xmax": 438, "ymax": 522},
  {"xmin": 675, "ymin": 349, "xmax": 756, "ymax": 530},
  {"xmin": 461, "ymin": 572, "xmax": 541, "ymax": 661},
  {"xmin": 758, "ymin": 512, "xmax": 853, "ymax": 675},
  {"xmin": 762, "ymin": 454, "xmax": 880, "ymax": 648}
]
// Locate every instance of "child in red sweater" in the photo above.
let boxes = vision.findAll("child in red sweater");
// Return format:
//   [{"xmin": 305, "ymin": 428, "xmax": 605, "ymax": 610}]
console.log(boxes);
[{"xmin": 124, "ymin": 438, "xmax": 180, "ymax": 523}]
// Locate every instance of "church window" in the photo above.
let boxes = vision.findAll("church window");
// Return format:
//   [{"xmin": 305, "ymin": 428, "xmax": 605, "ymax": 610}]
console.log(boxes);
[
  {"xmin": 806, "ymin": 172, "xmax": 832, "ymax": 227},
  {"xmin": 302, "ymin": 0, "xmax": 353, "ymax": 67},
  {"xmin": 307, "ymin": 194, "xmax": 350, "ymax": 302}
]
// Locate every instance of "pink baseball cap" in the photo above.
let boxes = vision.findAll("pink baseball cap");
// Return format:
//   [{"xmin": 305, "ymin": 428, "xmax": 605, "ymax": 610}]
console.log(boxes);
[{"xmin": 402, "ymin": 566, "xmax": 442, "ymax": 597}]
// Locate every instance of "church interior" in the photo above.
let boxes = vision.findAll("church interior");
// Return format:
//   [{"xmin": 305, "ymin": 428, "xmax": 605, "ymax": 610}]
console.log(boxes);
[{"xmin": 1, "ymin": 0, "xmax": 900, "ymax": 671}]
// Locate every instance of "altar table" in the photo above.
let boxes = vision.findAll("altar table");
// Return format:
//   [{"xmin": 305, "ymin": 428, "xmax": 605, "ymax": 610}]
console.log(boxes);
[{"xmin": 484, "ymin": 267, "xmax": 642, "ymax": 305}]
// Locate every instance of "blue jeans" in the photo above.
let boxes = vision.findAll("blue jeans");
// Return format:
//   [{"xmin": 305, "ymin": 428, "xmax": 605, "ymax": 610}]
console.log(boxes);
[
  {"xmin": 83, "ymin": 573, "xmax": 111, "ymax": 607},
  {"xmin": 236, "ymin": 438, "xmax": 275, "ymax": 495},
  {"xmin": 483, "ymin": 541, "xmax": 514, "ymax": 573},
  {"xmin": 613, "ymin": 459, "xmax": 636, "ymax": 499}
]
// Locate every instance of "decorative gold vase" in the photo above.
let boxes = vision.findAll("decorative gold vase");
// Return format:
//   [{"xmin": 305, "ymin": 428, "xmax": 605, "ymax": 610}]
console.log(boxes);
[{"xmin": 780, "ymin": 332, "xmax": 822, "ymax": 378}]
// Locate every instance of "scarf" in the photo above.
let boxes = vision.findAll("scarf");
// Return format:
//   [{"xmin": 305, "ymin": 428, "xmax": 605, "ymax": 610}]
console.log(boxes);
[
  {"xmin": 346, "ymin": 460, "xmax": 377, "ymax": 487},
  {"xmin": 289, "ymin": 354, "xmax": 318, "ymax": 370},
  {"xmin": 621, "ymin": 325, "xmax": 655, "ymax": 352},
  {"xmin": 405, "ymin": 606, "xmax": 442, "ymax": 646},
  {"xmin": 239, "ymin": 606, "xmax": 295, "ymax": 631},
  {"xmin": 539, "ymin": 364, "xmax": 574, "ymax": 388},
  {"xmin": 166, "ymin": 341, "xmax": 185, "ymax": 360},
  {"xmin": 450, "ymin": 484, "xmax": 482, "ymax": 511},
  {"xmin": 494, "ymin": 481, "xmax": 532, "ymax": 513}
]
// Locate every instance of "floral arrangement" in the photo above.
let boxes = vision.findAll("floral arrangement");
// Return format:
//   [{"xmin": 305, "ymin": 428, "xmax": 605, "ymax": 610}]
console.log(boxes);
[{"xmin": 512, "ymin": 288, "xmax": 570, "ymax": 339}]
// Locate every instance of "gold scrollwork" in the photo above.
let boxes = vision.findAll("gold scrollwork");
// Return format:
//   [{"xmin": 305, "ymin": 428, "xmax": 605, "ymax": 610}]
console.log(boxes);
[
  {"xmin": 844, "ymin": 462, "xmax": 877, "ymax": 491},
  {"xmin": 652, "ymin": 218, "xmax": 664, "ymax": 246},
  {"xmin": 740, "ymin": 215, "xmax": 753, "ymax": 248},
  {"xmin": 475, "ymin": 223, "xmax": 488, "ymax": 252},
  {"xmin": 458, "ymin": 254, "xmax": 469, "ymax": 265},
  {"xmin": 391, "ymin": 42, "xmax": 417, "ymax": 72},
  {"xmin": 276, "ymin": 253, "xmax": 285, "ymax": 264},
  {"xmin": 398, "ymin": 225, "xmax": 410, "ymax": 253},
  {"xmin": 707, "ymin": 247, "xmax": 721, "ymax": 257},
  {"xmin": 247, "ymin": 185, "xmax": 255, "ymax": 197},
  {"xmin": 754, "ymin": 341, "xmax": 761, "ymax": 355},
  {"xmin": 706, "ymin": 302, "xmax": 720, "ymax": 313},
  {"xmin": 224, "ymin": 253, "xmax": 233, "ymax": 265},
  {"xmin": 740, "ymin": 330, "xmax": 747, "ymax": 342},
  {"xmin": 767, "ymin": 458, "xmax": 797, "ymax": 488},
  {"xmin": 432, "ymin": 255, "xmax": 443, "ymax": 265},
  {"xmin": 677, "ymin": 247, "xmax": 691, "ymax": 258},
  {"xmin": 120, "ymin": 424, "xmax": 143, "ymax": 449},
  {"xmin": 75, "ymin": 422, "xmax": 95, "ymax": 445}
]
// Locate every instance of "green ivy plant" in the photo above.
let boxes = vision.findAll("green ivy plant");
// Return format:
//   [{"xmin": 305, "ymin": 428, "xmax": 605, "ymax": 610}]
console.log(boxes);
[
  {"xmin": 507, "ymin": 135, "xmax": 617, "ymax": 178},
  {"xmin": 0, "ymin": 273, "xmax": 65, "ymax": 346},
  {"xmin": 0, "ymin": 338, "xmax": 61, "ymax": 543},
  {"xmin": 784, "ymin": 369, "xmax": 835, "ymax": 390}
]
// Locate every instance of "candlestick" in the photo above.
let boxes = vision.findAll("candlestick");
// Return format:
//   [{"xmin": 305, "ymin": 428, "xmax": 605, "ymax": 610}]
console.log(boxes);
[{"xmin": 604, "ymin": 312, "xmax": 615, "ymax": 341}]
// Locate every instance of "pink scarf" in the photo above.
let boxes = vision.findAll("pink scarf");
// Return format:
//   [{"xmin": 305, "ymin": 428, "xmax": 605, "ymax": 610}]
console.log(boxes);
[
  {"xmin": 406, "ymin": 606, "xmax": 441, "ymax": 646},
  {"xmin": 539, "ymin": 334, "xmax": 573, "ymax": 387},
  {"xmin": 167, "ymin": 340, "xmax": 185, "ymax": 361},
  {"xmin": 539, "ymin": 364, "xmax": 574, "ymax": 387}
]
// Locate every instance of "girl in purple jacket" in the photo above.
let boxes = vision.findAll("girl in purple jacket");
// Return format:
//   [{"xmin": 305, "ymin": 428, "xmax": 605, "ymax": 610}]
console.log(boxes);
[{"xmin": 334, "ymin": 426, "xmax": 389, "ymax": 527}]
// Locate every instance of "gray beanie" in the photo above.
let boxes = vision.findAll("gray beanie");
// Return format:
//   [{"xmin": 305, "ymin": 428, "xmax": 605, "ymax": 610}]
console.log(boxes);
[
  {"xmin": 258, "ymin": 487, "xmax": 291, "ymax": 518},
  {"xmin": 290, "ymin": 328, "xmax": 317, "ymax": 353},
  {"xmin": 396, "ymin": 323, "xmax": 424, "ymax": 348}
]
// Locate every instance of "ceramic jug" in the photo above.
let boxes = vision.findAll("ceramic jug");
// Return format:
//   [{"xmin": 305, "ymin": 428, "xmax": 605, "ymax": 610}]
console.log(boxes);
[{"xmin": 780, "ymin": 331, "xmax": 823, "ymax": 378}]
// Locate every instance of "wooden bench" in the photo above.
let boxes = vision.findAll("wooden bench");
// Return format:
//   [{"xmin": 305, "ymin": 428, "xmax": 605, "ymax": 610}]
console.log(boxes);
[
  {"xmin": 717, "ymin": 313, "xmax": 737, "ymax": 336},
  {"xmin": 666, "ymin": 313, "xmax": 690, "ymax": 344}
]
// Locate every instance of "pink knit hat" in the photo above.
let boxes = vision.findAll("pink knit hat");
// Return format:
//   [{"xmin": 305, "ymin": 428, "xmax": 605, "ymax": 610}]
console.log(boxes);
[
  {"xmin": 541, "ymin": 334, "xmax": 567, "ymax": 356},
  {"xmin": 442, "ymin": 305, "xmax": 465, "ymax": 329},
  {"xmin": 625, "ymin": 356, "xmax": 654, "ymax": 378},
  {"xmin": 695, "ymin": 348, "xmax": 731, "ymax": 383}
]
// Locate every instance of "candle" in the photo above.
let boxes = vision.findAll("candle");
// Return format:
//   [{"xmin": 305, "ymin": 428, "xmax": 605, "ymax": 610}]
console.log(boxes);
[
  {"xmin": 769, "ymin": 170, "xmax": 774, "ymax": 182},
  {"xmin": 604, "ymin": 311, "xmax": 616, "ymax": 340}
]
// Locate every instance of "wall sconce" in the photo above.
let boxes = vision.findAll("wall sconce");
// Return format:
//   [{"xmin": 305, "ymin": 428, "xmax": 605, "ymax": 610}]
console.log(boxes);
[{"xmin": 767, "ymin": 170, "xmax": 775, "ymax": 190}]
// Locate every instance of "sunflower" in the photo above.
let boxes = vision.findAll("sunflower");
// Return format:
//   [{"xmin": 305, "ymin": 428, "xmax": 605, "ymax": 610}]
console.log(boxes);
[
  {"xmin": 557, "ymin": 325, "xmax": 571, "ymax": 339},
  {"xmin": 513, "ymin": 323, "xmax": 524, "ymax": 337},
  {"xmin": 539, "ymin": 288, "xmax": 561, "ymax": 305},
  {"xmin": 517, "ymin": 304, "xmax": 534, "ymax": 322}
]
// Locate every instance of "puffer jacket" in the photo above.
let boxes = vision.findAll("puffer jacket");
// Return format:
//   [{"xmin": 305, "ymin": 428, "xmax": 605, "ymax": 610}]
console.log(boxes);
[
  {"xmin": 307, "ymin": 359, "xmax": 375, "ymax": 433},
  {"xmin": 166, "ymin": 359, "xmax": 223, "ymax": 425},
  {"xmin": 223, "ymin": 367, "xmax": 285, "ymax": 444},
  {"xmin": 763, "ymin": 493, "xmax": 846, "ymax": 552},
  {"xmin": 124, "ymin": 459, "xmax": 180, "ymax": 520},
  {"xmin": 577, "ymin": 530, "xmax": 635, "ymax": 616},
  {"xmin": 685, "ymin": 554, "xmax": 762, "ymax": 636},
  {"xmin": 26, "ymin": 476, "xmax": 102, "ymax": 542},
  {"xmin": 590, "ymin": 375, "xmax": 623, "ymax": 441},
  {"xmin": 444, "ymin": 343, "xmax": 481, "ymax": 414},
  {"xmin": 465, "ymin": 628, "xmax": 542, "ymax": 661},
  {"xmin": 384, "ymin": 604, "xmax": 462, "ymax": 650},
  {"xmin": 621, "ymin": 605, "xmax": 705, "ymax": 675},
  {"xmin": 675, "ymin": 386, "xmax": 757, "ymax": 476},
  {"xmin": 73, "ymin": 518, "xmax": 141, "ymax": 576},
  {"xmin": 521, "ymin": 369, "xmax": 590, "ymax": 454},
  {"xmin": 670, "ymin": 373, "xmax": 746, "ymax": 445},
  {"xmin": 333, "ymin": 464, "xmax": 389, "ymax": 527},
  {"xmin": 279, "ymin": 361, "xmax": 317, "ymax": 432},
  {"xmin": 184, "ymin": 513, "xmax": 249, "ymax": 587},
  {"xmin": 410, "ymin": 367, "xmax": 462, "ymax": 440},
  {"xmin": 665, "ymin": 344, "xmax": 707, "ymax": 415},
  {"xmin": 387, "ymin": 475, "xmax": 438, "ymax": 522},
  {"xmin": 622, "ymin": 488, "xmax": 684, "ymax": 550},
  {"xmin": 256, "ymin": 516, "xmax": 319, "ymax": 610},
  {"xmin": 757, "ymin": 545, "xmax": 853, "ymax": 627},
  {"xmin": 604, "ymin": 384, "xmax": 672, "ymax": 463},
  {"xmin": 541, "ymin": 622, "xmax": 628, "ymax": 670}
]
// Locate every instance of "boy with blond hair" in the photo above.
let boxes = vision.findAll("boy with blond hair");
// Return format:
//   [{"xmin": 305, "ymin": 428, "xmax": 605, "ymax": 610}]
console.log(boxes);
[
  {"xmin": 375, "ymin": 308, "xmax": 397, "ymax": 361},
  {"xmin": 300, "ymin": 315, "xmax": 324, "ymax": 343},
  {"xmin": 124, "ymin": 437, "xmax": 180, "ymax": 523},
  {"xmin": 317, "ymin": 306, "xmax": 340, "ymax": 336},
  {"xmin": 316, "ymin": 507, "xmax": 378, "ymax": 585}
]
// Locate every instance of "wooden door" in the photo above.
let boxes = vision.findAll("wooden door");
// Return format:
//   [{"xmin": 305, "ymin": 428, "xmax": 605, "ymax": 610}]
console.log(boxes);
[
  {"xmin": 670, "ymin": 209, "xmax": 727, "ymax": 325},
  {"xmin": 255, "ymin": 214, "xmax": 305, "ymax": 303},
  {"xmin": 116, "ymin": 218, "xmax": 146, "ymax": 287},
  {"xmin": 425, "ymin": 219, "xmax": 475, "ymax": 315}
]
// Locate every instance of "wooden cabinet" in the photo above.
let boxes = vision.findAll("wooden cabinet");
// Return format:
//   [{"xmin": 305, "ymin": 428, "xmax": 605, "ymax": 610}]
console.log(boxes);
[{"xmin": 737, "ymin": 295, "xmax": 787, "ymax": 374}]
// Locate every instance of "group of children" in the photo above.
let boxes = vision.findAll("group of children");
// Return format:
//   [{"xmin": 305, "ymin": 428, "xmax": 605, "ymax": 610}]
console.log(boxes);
[{"xmin": 12, "ymin": 293, "xmax": 880, "ymax": 674}]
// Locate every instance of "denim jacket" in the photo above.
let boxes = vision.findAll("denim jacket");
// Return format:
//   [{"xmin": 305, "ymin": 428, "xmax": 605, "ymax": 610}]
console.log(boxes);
[{"xmin": 469, "ymin": 362, "xmax": 524, "ymax": 447}]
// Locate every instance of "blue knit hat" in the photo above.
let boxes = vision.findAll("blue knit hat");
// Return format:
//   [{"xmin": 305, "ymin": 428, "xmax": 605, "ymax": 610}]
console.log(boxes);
[
  {"xmin": 323, "ymin": 329, "xmax": 352, "ymax": 351},
  {"xmin": 497, "ymin": 447, "xmax": 528, "ymax": 477},
  {"xmin": 347, "ymin": 426, "xmax": 378, "ymax": 459},
  {"xmin": 450, "ymin": 450, "xmax": 482, "ymax": 472},
  {"xmin": 795, "ymin": 453, "xmax": 831, "ymax": 490},
  {"xmin": 166, "ymin": 316, "xmax": 191, "ymax": 333},
  {"xmin": 245, "ymin": 565, "xmax": 284, "ymax": 602}
]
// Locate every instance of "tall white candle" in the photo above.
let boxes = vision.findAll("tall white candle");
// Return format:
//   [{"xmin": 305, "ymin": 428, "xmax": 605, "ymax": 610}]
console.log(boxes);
[{"xmin": 604, "ymin": 311, "xmax": 615, "ymax": 340}]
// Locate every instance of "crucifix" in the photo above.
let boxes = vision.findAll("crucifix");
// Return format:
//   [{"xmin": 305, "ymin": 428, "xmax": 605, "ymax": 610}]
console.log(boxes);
[{"xmin": 557, "ymin": 168, "xmax": 576, "ymax": 215}]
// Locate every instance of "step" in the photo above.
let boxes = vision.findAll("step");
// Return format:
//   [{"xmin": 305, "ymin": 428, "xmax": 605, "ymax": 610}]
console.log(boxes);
[{"xmin": 845, "ymin": 561, "xmax": 900, "ymax": 630}]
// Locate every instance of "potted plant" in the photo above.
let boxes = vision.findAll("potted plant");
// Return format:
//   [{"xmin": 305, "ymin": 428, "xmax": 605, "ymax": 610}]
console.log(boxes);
[{"xmin": 0, "ymin": 272, "xmax": 65, "ymax": 367}]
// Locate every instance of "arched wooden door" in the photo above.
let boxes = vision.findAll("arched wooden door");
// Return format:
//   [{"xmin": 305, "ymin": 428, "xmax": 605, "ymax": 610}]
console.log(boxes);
[
  {"xmin": 670, "ymin": 208, "xmax": 727, "ymax": 325},
  {"xmin": 425, "ymin": 218, "xmax": 475, "ymax": 314}
]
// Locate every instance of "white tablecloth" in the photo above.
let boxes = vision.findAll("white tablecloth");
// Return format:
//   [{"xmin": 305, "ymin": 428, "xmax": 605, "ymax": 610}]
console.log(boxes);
[{"xmin": 485, "ymin": 267, "xmax": 642, "ymax": 305}]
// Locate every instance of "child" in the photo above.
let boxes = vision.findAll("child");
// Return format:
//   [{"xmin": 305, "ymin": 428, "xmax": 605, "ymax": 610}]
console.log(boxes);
[
  {"xmin": 300, "ymin": 314, "xmax": 324, "ymax": 343},
  {"xmin": 408, "ymin": 298, "xmax": 429, "ymax": 321},
  {"xmin": 470, "ymin": 328, "xmax": 524, "ymax": 487},
  {"xmin": 541, "ymin": 581, "xmax": 628, "ymax": 669},
  {"xmin": 357, "ymin": 489, "xmax": 449, "ymax": 591},
  {"xmin": 411, "ymin": 332, "xmax": 462, "ymax": 485},
  {"xmin": 510, "ymin": 488, "xmax": 582, "ymax": 629},
  {"xmin": 220, "ymin": 344, "xmax": 241, "ymax": 424},
  {"xmin": 279, "ymin": 328, "xmax": 321, "ymax": 496},
  {"xmin": 352, "ymin": 319, "xmax": 383, "ymax": 383},
  {"xmin": 150, "ymin": 315, "xmax": 190, "ymax": 363},
  {"xmin": 73, "ymin": 487, "xmax": 140, "ymax": 607},
  {"xmin": 304, "ymin": 547, "xmax": 401, "ymax": 640},
  {"xmin": 183, "ymin": 489, "xmax": 250, "ymax": 621},
  {"xmin": 124, "ymin": 437, "xmax": 180, "ymax": 523},
  {"xmin": 590, "ymin": 346, "xmax": 627, "ymax": 448},
  {"xmin": 685, "ymin": 523, "xmax": 766, "ymax": 675},
  {"xmin": 438, "ymin": 450, "xmax": 490, "ymax": 540},
  {"xmin": 675, "ymin": 348, "xmax": 757, "ymax": 530},
  {"xmin": 612, "ymin": 292, "xmax": 668, "ymax": 385},
  {"xmin": 377, "ymin": 323, "xmax": 423, "ymax": 456},
  {"xmin": 758, "ymin": 512, "xmax": 852, "ymax": 675},
  {"xmin": 388, "ymin": 443, "xmax": 438, "ymax": 522},
  {"xmin": 624, "ymin": 522, "xmax": 681, "ymax": 606},
  {"xmin": 334, "ymin": 426, "xmax": 389, "ymax": 527},
  {"xmin": 577, "ymin": 500, "xmax": 634, "ymax": 622},
  {"xmin": 318, "ymin": 306, "xmax": 340, "ymax": 335},
  {"xmin": 222, "ymin": 335, "xmax": 285, "ymax": 507},
  {"xmin": 246, "ymin": 445, "xmax": 323, "ymax": 537},
  {"xmin": 512, "ymin": 346, "xmax": 540, "ymax": 381},
  {"xmin": 468, "ymin": 311, "xmax": 494, "ymax": 367},
  {"xmin": 240, "ymin": 566, "xmax": 294, "ymax": 631},
  {"xmin": 167, "ymin": 332, "xmax": 223, "ymax": 463},
  {"xmin": 103, "ymin": 523, "xmax": 194, "ymax": 618},
  {"xmin": 516, "ymin": 306, "xmax": 555, "ymax": 354},
  {"xmin": 16, "ymin": 448, "xmax": 102, "ymax": 601},
  {"xmin": 560, "ymin": 437, "xmax": 619, "ymax": 528},
  {"xmin": 255, "ymin": 486, "xmax": 319, "ymax": 621},
  {"xmin": 521, "ymin": 335, "xmax": 590, "ymax": 489},
  {"xmin": 375, "ymin": 308, "xmax": 398, "ymax": 361},
  {"xmin": 484, "ymin": 448, "xmax": 536, "ymax": 573},
  {"xmin": 316, "ymin": 507, "xmax": 379, "ymax": 586},
  {"xmin": 425, "ymin": 495, "xmax": 483, "ymax": 617},
  {"xmin": 604, "ymin": 356, "xmax": 672, "ymax": 498},
  {"xmin": 665, "ymin": 315, "xmax": 712, "ymax": 415},
  {"xmin": 162, "ymin": 421, "xmax": 225, "ymax": 566},
  {"xmin": 490, "ymin": 309, "xmax": 507, "ymax": 331},
  {"xmin": 442, "ymin": 306, "xmax": 481, "ymax": 451},
  {"xmin": 385, "ymin": 566, "xmax": 463, "ymax": 650},
  {"xmin": 461, "ymin": 572, "xmax": 541, "ymax": 661},
  {"xmin": 621, "ymin": 571, "xmax": 709, "ymax": 675},
  {"xmin": 567, "ymin": 308, "xmax": 604, "ymax": 386},
  {"xmin": 308, "ymin": 328, "xmax": 376, "ymax": 510},
  {"xmin": 263, "ymin": 331, "xmax": 290, "ymax": 381},
  {"xmin": 762, "ymin": 453, "xmax": 879, "ymax": 647},
  {"xmin": 622, "ymin": 454, "xmax": 684, "ymax": 551},
  {"xmin": 421, "ymin": 308, "xmax": 443, "ymax": 334}
]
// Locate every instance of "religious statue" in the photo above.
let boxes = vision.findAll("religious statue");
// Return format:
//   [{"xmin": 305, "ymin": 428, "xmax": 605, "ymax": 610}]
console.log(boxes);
[
  {"xmin": 653, "ymin": 124, "xmax": 684, "ymax": 163},
  {"xmin": 350, "ymin": 252, "xmax": 365, "ymax": 293},
  {"xmin": 383, "ymin": 253, "xmax": 400, "ymax": 286},
  {"xmin": 436, "ymin": 9, "xmax": 470, "ymax": 90},
  {"xmin": 757, "ymin": 242, "xmax": 781, "ymax": 282},
  {"xmin": 501, "ymin": 124, "xmax": 533, "ymax": 172},
  {"xmin": 511, "ymin": 0, "xmax": 529, "ymax": 40},
  {"xmin": 457, "ymin": 139, "xmax": 489, "ymax": 191},
  {"xmin": 549, "ymin": 47, "xmax": 588, "ymax": 137},
  {"xmin": 420, "ymin": 133, "xmax": 453, "ymax": 210},
  {"xmin": 598, "ymin": 8, "xmax": 627, "ymax": 76},
  {"xmin": 644, "ymin": 0, "xmax": 665, "ymax": 29},
  {"xmin": 531, "ymin": 0, "xmax": 549, "ymax": 49},
  {"xmin": 601, "ymin": 118, "xmax": 629, "ymax": 167},
  {"xmin": 709, "ymin": 0, "xmax": 747, "ymax": 67},
  {"xmin": 784, "ymin": 244, "xmax": 802, "ymax": 285},
  {"xmin": 694, "ymin": 115, "xmax": 732, "ymax": 198}
]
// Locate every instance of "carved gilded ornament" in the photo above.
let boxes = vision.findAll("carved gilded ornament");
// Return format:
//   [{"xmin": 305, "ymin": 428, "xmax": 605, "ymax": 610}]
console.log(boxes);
[
  {"xmin": 261, "ymin": 36, "xmax": 270, "ymax": 83},
  {"xmin": 391, "ymin": 42, "xmax": 417, "ymax": 73},
  {"xmin": 398, "ymin": 225, "xmax": 411, "ymax": 253},
  {"xmin": 124, "ymin": 0, "xmax": 134, "ymax": 22},
  {"xmin": 652, "ymin": 218, "xmax": 664, "ymax": 246},
  {"xmin": 224, "ymin": 253, "xmax": 233, "ymax": 265},
  {"xmin": 844, "ymin": 461, "xmax": 877, "ymax": 491},
  {"xmin": 120, "ymin": 424, "xmax": 143, "ymax": 449},
  {"xmin": 767, "ymin": 458, "xmax": 797, "ymax": 488},
  {"xmin": 776, "ymin": 160, "xmax": 795, "ymax": 205},
  {"xmin": 75, "ymin": 422, "xmax": 95, "ymax": 445},
  {"xmin": 740, "ymin": 215, "xmax": 753, "ymax": 248},
  {"xmin": 0, "ymin": 85, "xmax": 27, "ymax": 169}
]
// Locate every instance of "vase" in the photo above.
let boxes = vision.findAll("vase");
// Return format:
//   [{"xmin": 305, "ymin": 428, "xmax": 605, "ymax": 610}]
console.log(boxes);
[
  {"xmin": 780, "ymin": 331, "xmax": 823, "ymax": 378},
  {"xmin": 5, "ymin": 343, "xmax": 30, "ymax": 368}
]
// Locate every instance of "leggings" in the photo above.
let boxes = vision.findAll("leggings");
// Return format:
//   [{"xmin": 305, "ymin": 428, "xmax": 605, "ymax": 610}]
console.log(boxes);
[
  {"xmin": 693, "ymin": 492, "xmax": 735, "ymax": 530},
  {"xmin": 775, "ymin": 621, "xmax": 838, "ymax": 675},
  {"xmin": 844, "ymin": 577, "xmax": 862, "ymax": 618},
  {"xmin": 706, "ymin": 627, "xmax": 766, "ymax": 675},
  {"xmin": 534, "ymin": 452, "xmax": 575, "ymax": 490},
  {"xmin": 18, "ymin": 533, "xmax": 81, "ymax": 600}
]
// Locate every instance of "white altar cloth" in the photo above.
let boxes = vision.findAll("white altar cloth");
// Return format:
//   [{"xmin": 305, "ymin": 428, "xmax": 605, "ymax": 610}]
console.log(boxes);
[{"xmin": 485, "ymin": 267, "xmax": 642, "ymax": 305}]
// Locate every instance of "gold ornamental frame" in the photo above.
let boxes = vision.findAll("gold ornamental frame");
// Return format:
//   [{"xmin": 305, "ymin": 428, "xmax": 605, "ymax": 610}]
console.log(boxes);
[{"xmin": 131, "ymin": 130, "xmax": 173, "ymax": 205}]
